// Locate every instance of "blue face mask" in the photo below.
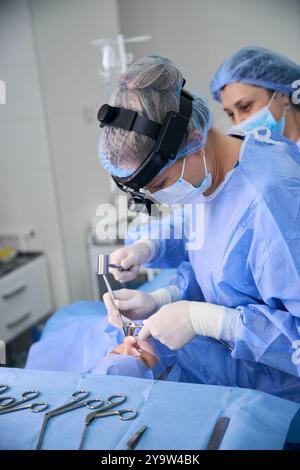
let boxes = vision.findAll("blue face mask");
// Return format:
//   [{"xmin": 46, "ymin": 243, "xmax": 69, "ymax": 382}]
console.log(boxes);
[
  {"xmin": 229, "ymin": 92, "xmax": 288, "ymax": 135},
  {"xmin": 153, "ymin": 154, "xmax": 212, "ymax": 206}
]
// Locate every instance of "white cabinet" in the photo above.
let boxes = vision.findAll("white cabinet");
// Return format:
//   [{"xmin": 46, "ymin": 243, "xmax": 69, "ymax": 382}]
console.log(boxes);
[{"xmin": 0, "ymin": 254, "xmax": 53, "ymax": 343}]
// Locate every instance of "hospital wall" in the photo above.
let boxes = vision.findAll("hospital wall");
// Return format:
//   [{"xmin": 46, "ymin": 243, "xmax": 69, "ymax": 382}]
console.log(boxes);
[
  {"xmin": 117, "ymin": 0, "xmax": 300, "ymax": 129},
  {"xmin": 0, "ymin": 0, "xmax": 69, "ymax": 308}
]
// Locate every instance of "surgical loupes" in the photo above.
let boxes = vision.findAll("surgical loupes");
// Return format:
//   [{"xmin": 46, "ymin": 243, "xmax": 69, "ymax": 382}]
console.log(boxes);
[{"xmin": 98, "ymin": 254, "xmax": 142, "ymax": 336}]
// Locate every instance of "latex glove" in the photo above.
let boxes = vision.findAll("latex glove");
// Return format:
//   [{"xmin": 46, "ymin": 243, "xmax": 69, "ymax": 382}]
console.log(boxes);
[
  {"xmin": 138, "ymin": 301, "xmax": 195, "ymax": 349},
  {"xmin": 109, "ymin": 240, "xmax": 156, "ymax": 282},
  {"xmin": 103, "ymin": 289, "xmax": 157, "ymax": 329},
  {"xmin": 138, "ymin": 301, "xmax": 238, "ymax": 350},
  {"xmin": 103, "ymin": 286, "xmax": 181, "ymax": 329}
]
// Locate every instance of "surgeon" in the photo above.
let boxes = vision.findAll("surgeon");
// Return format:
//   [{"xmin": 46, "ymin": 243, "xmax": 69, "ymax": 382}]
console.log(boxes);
[
  {"xmin": 99, "ymin": 55, "xmax": 300, "ymax": 402},
  {"xmin": 210, "ymin": 46, "xmax": 300, "ymax": 150}
]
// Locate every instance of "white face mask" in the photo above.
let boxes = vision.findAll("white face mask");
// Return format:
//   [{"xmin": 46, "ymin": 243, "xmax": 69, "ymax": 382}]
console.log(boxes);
[
  {"xmin": 229, "ymin": 92, "xmax": 288, "ymax": 135},
  {"xmin": 153, "ymin": 153, "xmax": 212, "ymax": 206}
]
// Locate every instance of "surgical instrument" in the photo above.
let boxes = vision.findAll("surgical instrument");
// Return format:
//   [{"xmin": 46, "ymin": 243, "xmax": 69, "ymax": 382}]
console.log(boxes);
[
  {"xmin": 206, "ymin": 417, "xmax": 230, "ymax": 450},
  {"xmin": 98, "ymin": 254, "xmax": 143, "ymax": 336},
  {"xmin": 0, "ymin": 390, "xmax": 48, "ymax": 414},
  {"xmin": 127, "ymin": 424, "xmax": 148, "ymax": 450},
  {"xmin": 79, "ymin": 393, "xmax": 138, "ymax": 450},
  {"xmin": 0, "ymin": 384, "xmax": 9, "ymax": 394},
  {"xmin": 36, "ymin": 390, "xmax": 104, "ymax": 450},
  {"xmin": 0, "ymin": 390, "xmax": 42, "ymax": 409}
]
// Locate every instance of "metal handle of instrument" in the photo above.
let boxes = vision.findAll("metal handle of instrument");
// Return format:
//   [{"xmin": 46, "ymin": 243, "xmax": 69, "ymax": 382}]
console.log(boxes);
[
  {"xmin": 206, "ymin": 417, "xmax": 230, "ymax": 450},
  {"xmin": 127, "ymin": 424, "xmax": 148, "ymax": 450},
  {"xmin": 103, "ymin": 274, "xmax": 128, "ymax": 336}
]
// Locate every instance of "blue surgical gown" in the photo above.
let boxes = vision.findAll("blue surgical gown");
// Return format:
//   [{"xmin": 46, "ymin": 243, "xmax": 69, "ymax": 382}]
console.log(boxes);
[{"xmin": 146, "ymin": 132, "xmax": 300, "ymax": 400}]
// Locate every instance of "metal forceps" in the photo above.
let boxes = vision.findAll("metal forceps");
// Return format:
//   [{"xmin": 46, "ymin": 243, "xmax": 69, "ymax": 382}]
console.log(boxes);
[
  {"xmin": 98, "ymin": 254, "xmax": 143, "ymax": 337},
  {"xmin": 79, "ymin": 393, "xmax": 138, "ymax": 450},
  {"xmin": 0, "ymin": 390, "xmax": 48, "ymax": 414},
  {"xmin": 36, "ymin": 390, "xmax": 104, "ymax": 450}
]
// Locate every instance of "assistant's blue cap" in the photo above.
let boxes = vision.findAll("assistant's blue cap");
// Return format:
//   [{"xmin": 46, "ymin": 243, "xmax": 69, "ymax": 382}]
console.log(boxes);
[{"xmin": 210, "ymin": 46, "xmax": 300, "ymax": 102}]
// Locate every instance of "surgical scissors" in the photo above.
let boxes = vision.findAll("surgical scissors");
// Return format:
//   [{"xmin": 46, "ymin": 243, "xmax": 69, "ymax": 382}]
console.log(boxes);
[
  {"xmin": 0, "ymin": 390, "xmax": 48, "ymax": 414},
  {"xmin": 79, "ymin": 393, "xmax": 138, "ymax": 450},
  {"xmin": 36, "ymin": 390, "xmax": 104, "ymax": 450}
]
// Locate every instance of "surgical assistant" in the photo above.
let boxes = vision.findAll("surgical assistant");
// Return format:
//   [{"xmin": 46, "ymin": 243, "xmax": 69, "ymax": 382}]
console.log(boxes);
[
  {"xmin": 100, "ymin": 56, "xmax": 300, "ymax": 400},
  {"xmin": 210, "ymin": 46, "xmax": 300, "ymax": 150}
]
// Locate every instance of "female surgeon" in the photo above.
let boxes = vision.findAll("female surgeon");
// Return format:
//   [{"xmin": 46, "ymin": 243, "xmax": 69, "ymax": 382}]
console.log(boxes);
[
  {"xmin": 99, "ymin": 55, "xmax": 300, "ymax": 402},
  {"xmin": 210, "ymin": 46, "xmax": 300, "ymax": 150}
]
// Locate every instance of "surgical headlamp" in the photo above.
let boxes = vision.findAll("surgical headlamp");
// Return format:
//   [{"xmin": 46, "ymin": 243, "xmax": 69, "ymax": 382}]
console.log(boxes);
[{"xmin": 97, "ymin": 81, "xmax": 194, "ymax": 214}]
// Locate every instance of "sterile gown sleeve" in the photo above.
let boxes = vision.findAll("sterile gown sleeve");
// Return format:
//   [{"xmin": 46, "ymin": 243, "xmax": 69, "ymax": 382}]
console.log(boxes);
[
  {"xmin": 232, "ymin": 188, "xmax": 300, "ymax": 377},
  {"xmin": 125, "ymin": 209, "xmax": 189, "ymax": 268},
  {"xmin": 173, "ymin": 261, "xmax": 205, "ymax": 302},
  {"xmin": 144, "ymin": 234, "xmax": 188, "ymax": 269}
]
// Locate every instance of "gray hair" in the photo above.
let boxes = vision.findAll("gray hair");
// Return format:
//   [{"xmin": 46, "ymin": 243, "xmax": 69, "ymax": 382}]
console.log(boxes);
[{"xmin": 100, "ymin": 55, "xmax": 211, "ymax": 176}]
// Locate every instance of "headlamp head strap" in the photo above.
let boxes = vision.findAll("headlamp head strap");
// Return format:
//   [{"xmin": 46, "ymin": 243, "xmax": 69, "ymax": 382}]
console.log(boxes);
[{"xmin": 97, "ymin": 80, "xmax": 194, "ymax": 192}]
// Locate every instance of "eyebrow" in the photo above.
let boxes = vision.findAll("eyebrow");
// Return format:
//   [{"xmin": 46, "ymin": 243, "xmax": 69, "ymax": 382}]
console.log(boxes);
[{"xmin": 223, "ymin": 98, "xmax": 252, "ymax": 112}]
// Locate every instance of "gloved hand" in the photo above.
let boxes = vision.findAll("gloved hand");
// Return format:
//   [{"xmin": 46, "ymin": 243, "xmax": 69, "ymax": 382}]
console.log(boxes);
[
  {"xmin": 138, "ymin": 301, "xmax": 239, "ymax": 350},
  {"xmin": 138, "ymin": 301, "xmax": 195, "ymax": 349},
  {"xmin": 103, "ymin": 286, "xmax": 181, "ymax": 329},
  {"xmin": 103, "ymin": 289, "xmax": 157, "ymax": 329},
  {"xmin": 109, "ymin": 240, "xmax": 156, "ymax": 282}
]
